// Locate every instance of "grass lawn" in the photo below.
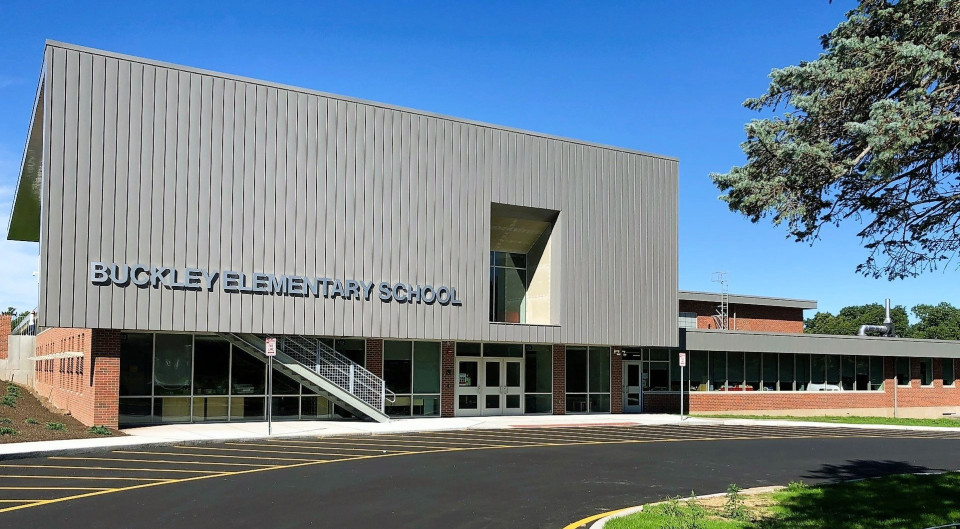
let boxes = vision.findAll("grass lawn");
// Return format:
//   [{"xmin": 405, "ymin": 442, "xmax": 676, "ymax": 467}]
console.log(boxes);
[
  {"xmin": 694, "ymin": 413, "xmax": 960, "ymax": 428},
  {"xmin": 604, "ymin": 473, "xmax": 960, "ymax": 529}
]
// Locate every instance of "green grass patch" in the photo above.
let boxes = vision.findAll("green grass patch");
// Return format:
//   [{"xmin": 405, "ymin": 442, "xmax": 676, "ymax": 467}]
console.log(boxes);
[
  {"xmin": 1, "ymin": 395, "xmax": 17, "ymax": 407},
  {"xmin": 6, "ymin": 385, "xmax": 20, "ymax": 397},
  {"xmin": 0, "ymin": 418, "xmax": 11, "ymax": 425},
  {"xmin": 605, "ymin": 474, "xmax": 960, "ymax": 529},
  {"xmin": 24, "ymin": 418, "xmax": 39, "ymax": 425},
  {"xmin": 45, "ymin": 422, "xmax": 66, "ymax": 431},
  {"xmin": 88, "ymin": 425, "xmax": 112, "ymax": 436},
  {"xmin": 0, "ymin": 427, "xmax": 18, "ymax": 436},
  {"xmin": 694, "ymin": 414, "xmax": 960, "ymax": 428}
]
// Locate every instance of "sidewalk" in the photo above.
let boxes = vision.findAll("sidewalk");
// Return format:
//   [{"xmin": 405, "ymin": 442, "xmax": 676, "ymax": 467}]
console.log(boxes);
[{"xmin": 2, "ymin": 413, "xmax": 957, "ymax": 459}]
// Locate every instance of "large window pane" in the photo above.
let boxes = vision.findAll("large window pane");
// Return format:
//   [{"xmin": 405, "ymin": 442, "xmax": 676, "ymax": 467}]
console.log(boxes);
[
  {"xmin": 120, "ymin": 333, "xmax": 153, "ymax": 396},
  {"xmin": 855, "ymin": 357, "xmax": 870, "ymax": 391},
  {"xmin": 193, "ymin": 336, "xmax": 230, "ymax": 396},
  {"xmin": 796, "ymin": 354, "xmax": 810, "ymax": 390},
  {"xmin": 192, "ymin": 397, "xmax": 228, "ymax": 422},
  {"xmin": 565, "ymin": 348, "xmax": 588, "ymax": 393},
  {"xmin": 588, "ymin": 347, "xmax": 610, "ymax": 393},
  {"xmin": 943, "ymin": 359, "xmax": 955, "ymax": 386},
  {"xmin": 336, "ymin": 339, "xmax": 365, "ymax": 366},
  {"xmin": 457, "ymin": 342, "xmax": 482, "ymax": 357},
  {"xmin": 413, "ymin": 342, "xmax": 441, "ymax": 393},
  {"xmin": 525, "ymin": 394, "xmax": 552, "ymax": 414},
  {"xmin": 154, "ymin": 397, "xmax": 191, "ymax": 422},
  {"xmin": 525, "ymin": 345, "xmax": 552, "ymax": 394},
  {"xmin": 728, "ymin": 352, "xmax": 744, "ymax": 388},
  {"xmin": 565, "ymin": 394, "xmax": 588, "ymax": 413},
  {"xmin": 896, "ymin": 357, "xmax": 910, "ymax": 385},
  {"xmin": 231, "ymin": 350, "xmax": 265, "ymax": 395},
  {"xmin": 690, "ymin": 352, "xmax": 708, "ymax": 391},
  {"xmin": 840, "ymin": 355, "xmax": 855, "ymax": 390},
  {"xmin": 811, "ymin": 355, "xmax": 826, "ymax": 385},
  {"xmin": 230, "ymin": 397, "xmax": 264, "ymax": 420},
  {"xmin": 826, "ymin": 356, "xmax": 841, "ymax": 386},
  {"xmin": 870, "ymin": 356, "xmax": 885, "ymax": 390},
  {"xmin": 154, "ymin": 334, "xmax": 193, "ymax": 396},
  {"xmin": 119, "ymin": 398, "xmax": 152, "ymax": 426},
  {"xmin": 384, "ymin": 341, "xmax": 412, "ymax": 394},
  {"xmin": 589, "ymin": 394, "xmax": 610, "ymax": 413},
  {"xmin": 413, "ymin": 395, "xmax": 440, "ymax": 416},
  {"xmin": 484, "ymin": 343, "xmax": 524, "ymax": 358},
  {"xmin": 271, "ymin": 396, "xmax": 300, "ymax": 420},
  {"xmin": 710, "ymin": 351, "xmax": 726, "ymax": 390},
  {"xmin": 386, "ymin": 395, "xmax": 412, "ymax": 417},
  {"xmin": 920, "ymin": 358, "xmax": 934, "ymax": 386},
  {"xmin": 646, "ymin": 361, "xmax": 668, "ymax": 391},
  {"xmin": 670, "ymin": 352, "xmax": 681, "ymax": 391},
  {"xmin": 762, "ymin": 353, "xmax": 778, "ymax": 391},
  {"xmin": 490, "ymin": 266, "xmax": 526, "ymax": 323},
  {"xmin": 302, "ymin": 396, "xmax": 333, "ymax": 419},
  {"xmin": 745, "ymin": 353, "xmax": 760, "ymax": 391},
  {"xmin": 272, "ymin": 368, "xmax": 300, "ymax": 395},
  {"xmin": 779, "ymin": 354, "xmax": 795, "ymax": 391}
]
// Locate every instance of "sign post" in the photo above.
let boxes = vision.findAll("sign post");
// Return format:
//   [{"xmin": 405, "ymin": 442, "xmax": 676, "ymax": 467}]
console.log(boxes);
[
  {"xmin": 678, "ymin": 352, "xmax": 686, "ymax": 422},
  {"xmin": 265, "ymin": 338, "xmax": 277, "ymax": 435}
]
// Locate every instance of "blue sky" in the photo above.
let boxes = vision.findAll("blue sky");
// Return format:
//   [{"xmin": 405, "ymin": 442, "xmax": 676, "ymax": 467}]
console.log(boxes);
[{"xmin": 0, "ymin": 1, "xmax": 956, "ymax": 318}]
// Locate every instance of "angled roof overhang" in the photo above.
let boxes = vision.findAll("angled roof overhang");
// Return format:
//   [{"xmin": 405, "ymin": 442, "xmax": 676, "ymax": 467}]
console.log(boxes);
[{"xmin": 7, "ymin": 76, "xmax": 44, "ymax": 243}]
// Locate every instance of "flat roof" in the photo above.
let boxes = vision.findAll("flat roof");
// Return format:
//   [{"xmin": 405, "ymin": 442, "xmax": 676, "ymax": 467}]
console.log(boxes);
[
  {"xmin": 683, "ymin": 328, "xmax": 960, "ymax": 358},
  {"xmin": 678, "ymin": 290, "xmax": 817, "ymax": 310}
]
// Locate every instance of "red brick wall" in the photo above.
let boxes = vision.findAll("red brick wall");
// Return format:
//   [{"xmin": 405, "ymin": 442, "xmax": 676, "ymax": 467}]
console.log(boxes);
[
  {"xmin": 611, "ymin": 348, "xmax": 623, "ymax": 414},
  {"xmin": 680, "ymin": 300, "xmax": 805, "ymax": 333},
  {"xmin": 365, "ymin": 339, "xmax": 383, "ymax": 378},
  {"xmin": 552, "ymin": 344, "xmax": 565, "ymax": 415},
  {"xmin": 0, "ymin": 314, "xmax": 10, "ymax": 360},
  {"xmin": 33, "ymin": 328, "xmax": 120, "ymax": 428},
  {"xmin": 638, "ymin": 357, "xmax": 960, "ymax": 416},
  {"xmin": 440, "ymin": 341, "xmax": 455, "ymax": 417}
]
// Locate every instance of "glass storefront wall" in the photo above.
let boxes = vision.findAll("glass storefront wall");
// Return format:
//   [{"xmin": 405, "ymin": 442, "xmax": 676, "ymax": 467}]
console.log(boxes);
[
  {"xmin": 119, "ymin": 333, "xmax": 334, "ymax": 427},
  {"xmin": 565, "ymin": 346, "xmax": 610, "ymax": 413},
  {"xmin": 384, "ymin": 341, "xmax": 441, "ymax": 417}
]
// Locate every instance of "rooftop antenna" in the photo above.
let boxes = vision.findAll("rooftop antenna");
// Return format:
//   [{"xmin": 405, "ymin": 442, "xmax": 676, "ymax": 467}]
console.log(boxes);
[{"xmin": 711, "ymin": 272, "xmax": 729, "ymax": 330}]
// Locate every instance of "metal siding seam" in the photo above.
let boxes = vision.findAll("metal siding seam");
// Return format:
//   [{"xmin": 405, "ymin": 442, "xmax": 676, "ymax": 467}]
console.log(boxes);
[
  {"xmin": 324, "ymin": 99, "xmax": 339, "ymax": 337},
  {"xmin": 389, "ymin": 109, "xmax": 402, "ymax": 339},
  {"xmin": 72, "ymin": 53, "xmax": 93, "ymax": 328},
  {"xmin": 262, "ymin": 88, "xmax": 279, "ymax": 334},
  {"xmin": 87, "ymin": 55, "xmax": 106, "ymax": 327},
  {"xmin": 119, "ymin": 59, "xmax": 142, "ymax": 330},
  {"xmin": 380, "ymin": 108, "xmax": 395, "ymax": 338},
  {"xmin": 350, "ymin": 103, "xmax": 365, "ymax": 338},
  {"xmin": 197, "ymin": 75, "xmax": 214, "ymax": 331},
  {"xmin": 97, "ymin": 57, "xmax": 118, "ymax": 328},
  {"xmin": 238, "ymin": 83, "xmax": 256, "ymax": 333},
  {"xmin": 38, "ymin": 48, "xmax": 53, "ymax": 327},
  {"xmin": 344, "ymin": 101, "xmax": 359, "ymax": 337},
  {"xmin": 171, "ymin": 72, "xmax": 191, "ymax": 331},
  {"xmin": 368, "ymin": 106, "xmax": 384, "ymax": 338},
  {"xmin": 184, "ymin": 73, "xmax": 202, "ymax": 332},
  {"xmin": 229, "ymin": 81, "xmax": 244, "ymax": 332},
  {"xmin": 274, "ymin": 90, "xmax": 289, "ymax": 334},
  {"xmin": 361, "ymin": 106, "xmax": 376, "ymax": 339},
  {"xmin": 422, "ymin": 118, "xmax": 437, "ymax": 339},
  {"xmin": 146, "ymin": 66, "xmax": 167, "ymax": 331},
  {"xmin": 218, "ymin": 80, "xmax": 235, "ymax": 331},
  {"xmin": 134, "ymin": 65, "xmax": 155, "ymax": 331},
  {"xmin": 209, "ymin": 77, "xmax": 225, "ymax": 331},
  {"xmin": 284, "ymin": 91, "xmax": 299, "ymax": 335},
  {"xmin": 304, "ymin": 94, "xmax": 318, "ymax": 336},
  {"xmin": 160, "ymin": 67, "xmax": 178, "ymax": 330},
  {"xmin": 59, "ymin": 50, "xmax": 80, "ymax": 328}
]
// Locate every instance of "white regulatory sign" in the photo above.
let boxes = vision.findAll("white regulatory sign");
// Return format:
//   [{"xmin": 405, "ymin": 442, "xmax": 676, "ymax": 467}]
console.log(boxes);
[
  {"xmin": 265, "ymin": 337, "xmax": 277, "ymax": 357},
  {"xmin": 678, "ymin": 352, "xmax": 686, "ymax": 367}
]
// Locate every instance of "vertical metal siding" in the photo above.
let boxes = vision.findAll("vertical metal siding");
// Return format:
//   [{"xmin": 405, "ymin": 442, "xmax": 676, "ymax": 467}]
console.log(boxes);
[{"xmin": 40, "ymin": 44, "xmax": 678, "ymax": 347}]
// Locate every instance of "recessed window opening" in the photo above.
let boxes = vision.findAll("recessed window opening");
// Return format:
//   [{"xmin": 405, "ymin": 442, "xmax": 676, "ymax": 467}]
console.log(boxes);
[{"xmin": 489, "ymin": 203, "xmax": 558, "ymax": 324}]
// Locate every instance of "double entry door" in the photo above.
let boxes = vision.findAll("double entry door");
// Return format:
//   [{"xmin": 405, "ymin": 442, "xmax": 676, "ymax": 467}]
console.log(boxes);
[{"xmin": 455, "ymin": 358, "xmax": 523, "ymax": 416}]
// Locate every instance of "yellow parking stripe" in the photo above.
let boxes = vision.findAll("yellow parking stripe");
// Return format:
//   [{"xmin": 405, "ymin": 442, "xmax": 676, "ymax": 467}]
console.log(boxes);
[
  {"xmin": 114, "ymin": 450, "xmax": 324, "ymax": 463},
  {"xmin": 0, "ymin": 487, "xmax": 112, "ymax": 491},
  {"xmin": 231, "ymin": 442, "xmax": 408, "ymax": 454},
  {"xmin": 173, "ymin": 445, "xmax": 377, "ymax": 458},
  {"xmin": 0, "ymin": 475, "xmax": 170, "ymax": 482},
  {"xmin": 270, "ymin": 438, "xmax": 472, "ymax": 450},
  {"xmin": 0, "ymin": 500, "xmax": 45, "ymax": 503},
  {"xmin": 51, "ymin": 456, "xmax": 273, "ymax": 468},
  {"xmin": 0, "ymin": 465, "xmax": 222, "ymax": 475}
]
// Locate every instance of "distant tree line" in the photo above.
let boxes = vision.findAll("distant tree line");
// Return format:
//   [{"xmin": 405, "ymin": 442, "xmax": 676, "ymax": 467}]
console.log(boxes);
[
  {"xmin": 3, "ymin": 307, "xmax": 31, "ymax": 330},
  {"xmin": 804, "ymin": 302, "xmax": 960, "ymax": 340}
]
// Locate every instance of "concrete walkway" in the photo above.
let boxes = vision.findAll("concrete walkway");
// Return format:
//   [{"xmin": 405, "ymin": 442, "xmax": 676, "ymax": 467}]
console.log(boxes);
[{"xmin": 2, "ymin": 414, "xmax": 959, "ymax": 459}]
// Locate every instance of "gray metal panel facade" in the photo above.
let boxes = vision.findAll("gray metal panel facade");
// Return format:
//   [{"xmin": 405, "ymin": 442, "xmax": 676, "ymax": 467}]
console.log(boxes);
[
  {"xmin": 35, "ymin": 42, "xmax": 679, "ymax": 347},
  {"xmin": 683, "ymin": 329, "xmax": 960, "ymax": 358}
]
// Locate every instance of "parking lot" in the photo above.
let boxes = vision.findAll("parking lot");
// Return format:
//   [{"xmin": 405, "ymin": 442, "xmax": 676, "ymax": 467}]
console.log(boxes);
[{"xmin": 2, "ymin": 423, "xmax": 960, "ymax": 527}]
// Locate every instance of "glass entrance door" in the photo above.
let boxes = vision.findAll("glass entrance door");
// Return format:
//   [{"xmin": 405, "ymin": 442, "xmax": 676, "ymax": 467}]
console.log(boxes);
[
  {"xmin": 623, "ymin": 361, "xmax": 643, "ymax": 413},
  {"xmin": 480, "ymin": 358, "xmax": 523, "ymax": 416},
  {"xmin": 455, "ymin": 359, "xmax": 481, "ymax": 417}
]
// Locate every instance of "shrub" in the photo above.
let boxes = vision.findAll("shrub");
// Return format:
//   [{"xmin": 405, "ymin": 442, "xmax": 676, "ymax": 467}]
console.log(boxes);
[
  {"xmin": 24, "ymin": 418, "xmax": 39, "ymax": 425},
  {"xmin": 6, "ymin": 385, "xmax": 20, "ymax": 397},
  {"xmin": 0, "ymin": 427, "xmax": 18, "ymax": 436},
  {"xmin": 0, "ymin": 417, "xmax": 11, "ymax": 424},
  {"xmin": 1, "ymin": 395, "xmax": 16, "ymax": 407},
  {"xmin": 45, "ymin": 422, "xmax": 67, "ymax": 431},
  {"xmin": 88, "ymin": 426, "xmax": 112, "ymax": 436},
  {"xmin": 724, "ymin": 483, "xmax": 749, "ymax": 521},
  {"xmin": 786, "ymin": 480, "xmax": 807, "ymax": 492}
]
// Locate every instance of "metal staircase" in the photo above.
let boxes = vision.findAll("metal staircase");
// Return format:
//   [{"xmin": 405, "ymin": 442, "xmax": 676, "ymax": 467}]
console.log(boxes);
[{"xmin": 221, "ymin": 333, "xmax": 393, "ymax": 423}]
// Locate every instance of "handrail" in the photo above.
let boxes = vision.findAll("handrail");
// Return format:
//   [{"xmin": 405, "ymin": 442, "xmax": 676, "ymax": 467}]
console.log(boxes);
[{"xmin": 11, "ymin": 309, "xmax": 38, "ymax": 336}]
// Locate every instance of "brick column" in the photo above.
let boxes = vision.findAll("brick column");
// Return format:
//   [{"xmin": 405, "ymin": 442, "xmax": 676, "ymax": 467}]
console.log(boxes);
[
  {"xmin": 611, "ymin": 348, "xmax": 623, "ymax": 414},
  {"xmin": 440, "ymin": 341, "xmax": 455, "ymax": 417},
  {"xmin": 0, "ymin": 314, "xmax": 11, "ymax": 360},
  {"xmin": 365, "ymin": 339, "xmax": 383, "ymax": 378},
  {"xmin": 552, "ymin": 344, "xmax": 565, "ymax": 415},
  {"xmin": 90, "ymin": 329, "xmax": 121, "ymax": 429}
]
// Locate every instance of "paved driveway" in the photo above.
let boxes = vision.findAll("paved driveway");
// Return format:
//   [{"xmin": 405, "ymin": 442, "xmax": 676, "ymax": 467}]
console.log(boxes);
[{"xmin": 1, "ymin": 423, "xmax": 959, "ymax": 528}]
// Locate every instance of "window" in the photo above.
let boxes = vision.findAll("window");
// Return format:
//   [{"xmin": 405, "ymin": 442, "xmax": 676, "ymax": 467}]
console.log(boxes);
[
  {"xmin": 869, "ymin": 356, "xmax": 885, "ymax": 390},
  {"xmin": 678, "ymin": 312, "xmax": 697, "ymax": 330},
  {"xmin": 710, "ymin": 351, "xmax": 726, "ymax": 390},
  {"xmin": 524, "ymin": 345, "xmax": 552, "ymax": 414},
  {"xmin": 690, "ymin": 352, "xmax": 708, "ymax": 391},
  {"xmin": 779, "ymin": 354, "xmax": 795, "ymax": 391},
  {"xmin": 895, "ymin": 357, "xmax": 911, "ymax": 386},
  {"xmin": 745, "ymin": 353, "xmax": 761, "ymax": 391},
  {"xmin": 490, "ymin": 252, "xmax": 527, "ymax": 323},
  {"xmin": 943, "ymin": 359, "xmax": 956, "ymax": 387},
  {"xmin": 840, "ymin": 356, "xmax": 856, "ymax": 390},
  {"xmin": 643, "ymin": 349, "xmax": 670, "ymax": 392},
  {"xmin": 728, "ymin": 352, "xmax": 744, "ymax": 389},
  {"xmin": 384, "ymin": 341, "xmax": 441, "ymax": 417},
  {"xmin": 565, "ymin": 347, "xmax": 610, "ymax": 413},
  {"xmin": 762, "ymin": 353, "xmax": 778, "ymax": 391},
  {"xmin": 920, "ymin": 358, "xmax": 934, "ymax": 386}
]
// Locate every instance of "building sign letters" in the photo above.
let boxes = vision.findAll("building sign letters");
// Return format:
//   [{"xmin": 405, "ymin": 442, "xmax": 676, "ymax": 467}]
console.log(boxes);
[{"xmin": 90, "ymin": 262, "xmax": 463, "ymax": 306}]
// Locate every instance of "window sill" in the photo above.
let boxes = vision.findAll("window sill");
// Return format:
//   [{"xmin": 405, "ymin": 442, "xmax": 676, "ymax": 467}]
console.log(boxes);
[{"xmin": 489, "ymin": 322, "xmax": 561, "ymax": 328}]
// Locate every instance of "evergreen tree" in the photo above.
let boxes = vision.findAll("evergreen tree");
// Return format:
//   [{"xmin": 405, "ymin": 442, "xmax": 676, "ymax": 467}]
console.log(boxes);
[{"xmin": 712, "ymin": 0, "xmax": 960, "ymax": 280}]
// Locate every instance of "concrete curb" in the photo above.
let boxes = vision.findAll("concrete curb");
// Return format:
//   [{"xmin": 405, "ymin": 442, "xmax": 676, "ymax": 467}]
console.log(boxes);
[{"xmin": 587, "ymin": 486, "xmax": 784, "ymax": 529}]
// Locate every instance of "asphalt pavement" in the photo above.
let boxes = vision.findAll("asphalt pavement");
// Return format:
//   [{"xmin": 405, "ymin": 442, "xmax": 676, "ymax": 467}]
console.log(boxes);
[{"xmin": 1, "ymin": 423, "xmax": 959, "ymax": 528}]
